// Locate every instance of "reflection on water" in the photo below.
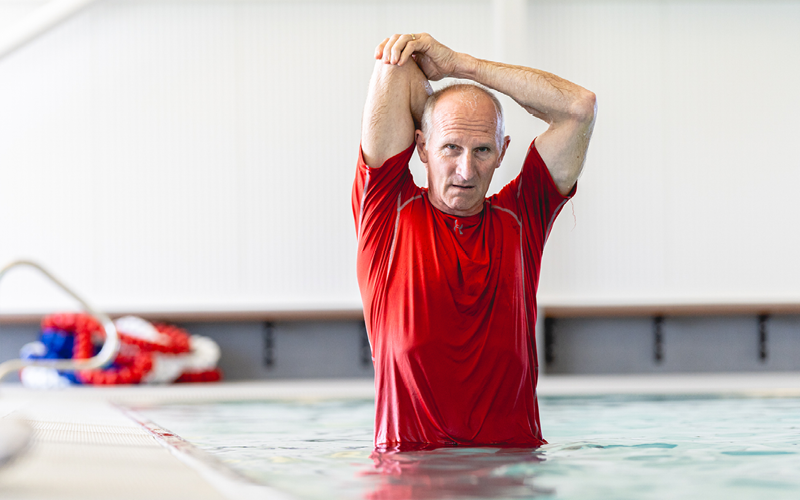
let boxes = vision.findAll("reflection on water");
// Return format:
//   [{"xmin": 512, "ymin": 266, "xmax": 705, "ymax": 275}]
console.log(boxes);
[
  {"xmin": 135, "ymin": 395, "xmax": 800, "ymax": 500},
  {"xmin": 364, "ymin": 447, "xmax": 550, "ymax": 499}
]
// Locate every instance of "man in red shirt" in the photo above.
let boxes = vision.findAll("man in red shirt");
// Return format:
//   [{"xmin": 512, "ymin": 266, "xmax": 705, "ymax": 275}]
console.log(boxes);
[{"xmin": 353, "ymin": 33, "xmax": 596, "ymax": 450}]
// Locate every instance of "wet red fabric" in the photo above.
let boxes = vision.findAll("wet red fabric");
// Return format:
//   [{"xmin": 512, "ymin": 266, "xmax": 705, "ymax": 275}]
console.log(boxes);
[{"xmin": 353, "ymin": 139, "xmax": 573, "ymax": 450}]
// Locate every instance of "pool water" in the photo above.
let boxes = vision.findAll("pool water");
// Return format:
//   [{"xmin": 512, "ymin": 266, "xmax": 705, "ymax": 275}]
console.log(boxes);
[{"xmin": 136, "ymin": 395, "xmax": 800, "ymax": 499}]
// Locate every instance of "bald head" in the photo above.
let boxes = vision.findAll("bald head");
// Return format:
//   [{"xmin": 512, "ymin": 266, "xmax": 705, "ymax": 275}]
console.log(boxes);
[
  {"xmin": 413, "ymin": 83, "xmax": 511, "ymax": 217},
  {"xmin": 420, "ymin": 84, "xmax": 505, "ymax": 148}
]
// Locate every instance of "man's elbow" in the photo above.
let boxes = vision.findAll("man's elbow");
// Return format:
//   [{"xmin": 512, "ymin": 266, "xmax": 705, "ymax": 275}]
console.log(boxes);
[{"xmin": 570, "ymin": 90, "xmax": 597, "ymax": 125}]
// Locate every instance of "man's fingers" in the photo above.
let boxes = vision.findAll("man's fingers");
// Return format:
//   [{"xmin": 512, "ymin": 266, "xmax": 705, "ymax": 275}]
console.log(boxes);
[
  {"xmin": 374, "ymin": 38, "xmax": 389, "ymax": 60},
  {"xmin": 382, "ymin": 34, "xmax": 402, "ymax": 63},
  {"xmin": 378, "ymin": 33, "xmax": 434, "ymax": 66},
  {"xmin": 389, "ymin": 34, "xmax": 413, "ymax": 65},
  {"xmin": 397, "ymin": 36, "xmax": 421, "ymax": 66}
]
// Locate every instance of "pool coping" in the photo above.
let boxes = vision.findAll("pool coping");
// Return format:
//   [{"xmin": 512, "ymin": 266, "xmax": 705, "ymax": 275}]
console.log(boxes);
[
  {"xmin": 121, "ymin": 405, "xmax": 295, "ymax": 500},
  {"xmin": 4, "ymin": 373, "xmax": 800, "ymax": 404},
  {"xmin": 537, "ymin": 372, "xmax": 800, "ymax": 397}
]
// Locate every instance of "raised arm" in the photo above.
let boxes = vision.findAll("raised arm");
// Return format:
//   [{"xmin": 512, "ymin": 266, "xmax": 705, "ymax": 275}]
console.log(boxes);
[
  {"xmin": 382, "ymin": 33, "xmax": 596, "ymax": 195},
  {"xmin": 360, "ymin": 36, "xmax": 433, "ymax": 169}
]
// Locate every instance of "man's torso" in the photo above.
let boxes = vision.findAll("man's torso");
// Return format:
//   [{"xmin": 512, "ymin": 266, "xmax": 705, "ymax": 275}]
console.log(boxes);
[{"xmin": 353, "ymin": 140, "xmax": 571, "ymax": 450}]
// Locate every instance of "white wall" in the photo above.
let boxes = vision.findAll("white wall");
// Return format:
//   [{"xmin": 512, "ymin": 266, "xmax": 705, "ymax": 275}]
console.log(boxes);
[
  {"xmin": 0, "ymin": 0, "xmax": 798, "ymax": 314},
  {"xmin": 534, "ymin": 0, "xmax": 800, "ymax": 307},
  {"xmin": 0, "ymin": 0, "xmax": 498, "ymax": 313}
]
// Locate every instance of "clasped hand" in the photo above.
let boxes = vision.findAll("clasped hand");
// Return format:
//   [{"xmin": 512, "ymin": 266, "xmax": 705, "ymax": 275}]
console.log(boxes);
[{"xmin": 374, "ymin": 33, "xmax": 460, "ymax": 82}]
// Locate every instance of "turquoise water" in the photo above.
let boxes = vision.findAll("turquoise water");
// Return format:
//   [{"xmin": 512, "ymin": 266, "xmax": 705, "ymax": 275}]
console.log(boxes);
[{"xmin": 137, "ymin": 395, "xmax": 800, "ymax": 499}]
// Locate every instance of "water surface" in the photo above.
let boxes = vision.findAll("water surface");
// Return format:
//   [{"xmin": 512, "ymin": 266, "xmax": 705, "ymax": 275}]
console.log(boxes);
[{"xmin": 136, "ymin": 395, "xmax": 800, "ymax": 499}]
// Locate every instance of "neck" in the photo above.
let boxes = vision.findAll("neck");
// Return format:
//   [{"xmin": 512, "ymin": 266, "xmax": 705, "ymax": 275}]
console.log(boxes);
[{"xmin": 427, "ymin": 193, "xmax": 484, "ymax": 217}]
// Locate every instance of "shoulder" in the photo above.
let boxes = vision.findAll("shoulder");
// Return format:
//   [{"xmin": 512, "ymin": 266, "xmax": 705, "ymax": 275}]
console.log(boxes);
[{"xmin": 357, "ymin": 142, "xmax": 416, "ymax": 181}]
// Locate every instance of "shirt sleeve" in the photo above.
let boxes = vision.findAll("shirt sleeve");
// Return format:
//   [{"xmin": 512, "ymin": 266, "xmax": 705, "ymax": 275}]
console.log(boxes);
[
  {"xmin": 492, "ymin": 138, "xmax": 576, "ymax": 254},
  {"xmin": 352, "ymin": 143, "xmax": 419, "ymax": 301}
]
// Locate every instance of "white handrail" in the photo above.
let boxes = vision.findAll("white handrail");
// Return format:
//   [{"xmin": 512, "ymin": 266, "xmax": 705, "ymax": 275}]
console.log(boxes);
[
  {"xmin": 0, "ymin": 0, "xmax": 102, "ymax": 61},
  {"xmin": 0, "ymin": 260, "xmax": 119, "ymax": 381}
]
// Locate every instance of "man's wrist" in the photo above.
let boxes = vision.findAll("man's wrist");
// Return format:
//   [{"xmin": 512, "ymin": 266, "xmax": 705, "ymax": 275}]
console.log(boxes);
[{"xmin": 451, "ymin": 53, "xmax": 481, "ymax": 81}]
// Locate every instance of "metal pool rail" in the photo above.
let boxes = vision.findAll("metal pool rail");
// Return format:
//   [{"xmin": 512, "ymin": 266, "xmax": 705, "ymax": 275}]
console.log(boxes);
[{"xmin": 0, "ymin": 260, "xmax": 120, "ymax": 381}]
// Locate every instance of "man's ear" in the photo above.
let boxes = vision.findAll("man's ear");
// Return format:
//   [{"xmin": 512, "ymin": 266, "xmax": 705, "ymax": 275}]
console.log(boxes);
[
  {"xmin": 415, "ymin": 129, "xmax": 428, "ymax": 164},
  {"xmin": 495, "ymin": 135, "xmax": 511, "ymax": 169}
]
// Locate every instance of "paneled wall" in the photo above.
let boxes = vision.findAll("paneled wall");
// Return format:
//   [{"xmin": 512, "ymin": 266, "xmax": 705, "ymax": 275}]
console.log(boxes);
[
  {"xmin": 0, "ymin": 0, "xmax": 496, "ymax": 313},
  {"xmin": 535, "ymin": 0, "xmax": 800, "ymax": 307},
  {"xmin": 0, "ymin": 0, "xmax": 798, "ymax": 315}
]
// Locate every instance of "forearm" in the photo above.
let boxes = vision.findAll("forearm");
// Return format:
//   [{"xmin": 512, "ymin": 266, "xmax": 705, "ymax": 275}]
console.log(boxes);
[
  {"xmin": 453, "ymin": 53, "xmax": 595, "ymax": 194},
  {"xmin": 361, "ymin": 59, "xmax": 431, "ymax": 168},
  {"xmin": 453, "ymin": 54, "xmax": 595, "ymax": 124}
]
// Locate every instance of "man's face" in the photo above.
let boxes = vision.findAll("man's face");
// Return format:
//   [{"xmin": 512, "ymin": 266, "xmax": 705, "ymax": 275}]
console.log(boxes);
[{"xmin": 415, "ymin": 90, "xmax": 509, "ymax": 217}]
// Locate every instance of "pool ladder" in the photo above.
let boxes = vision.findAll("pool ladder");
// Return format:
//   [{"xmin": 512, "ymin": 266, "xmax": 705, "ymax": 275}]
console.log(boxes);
[{"xmin": 0, "ymin": 260, "xmax": 120, "ymax": 382}]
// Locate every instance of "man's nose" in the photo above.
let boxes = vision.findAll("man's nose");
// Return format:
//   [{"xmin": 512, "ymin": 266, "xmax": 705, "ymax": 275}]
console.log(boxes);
[{"xmin": 456, "ymin": 153, "xmax": 476, "ymax": 180}]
